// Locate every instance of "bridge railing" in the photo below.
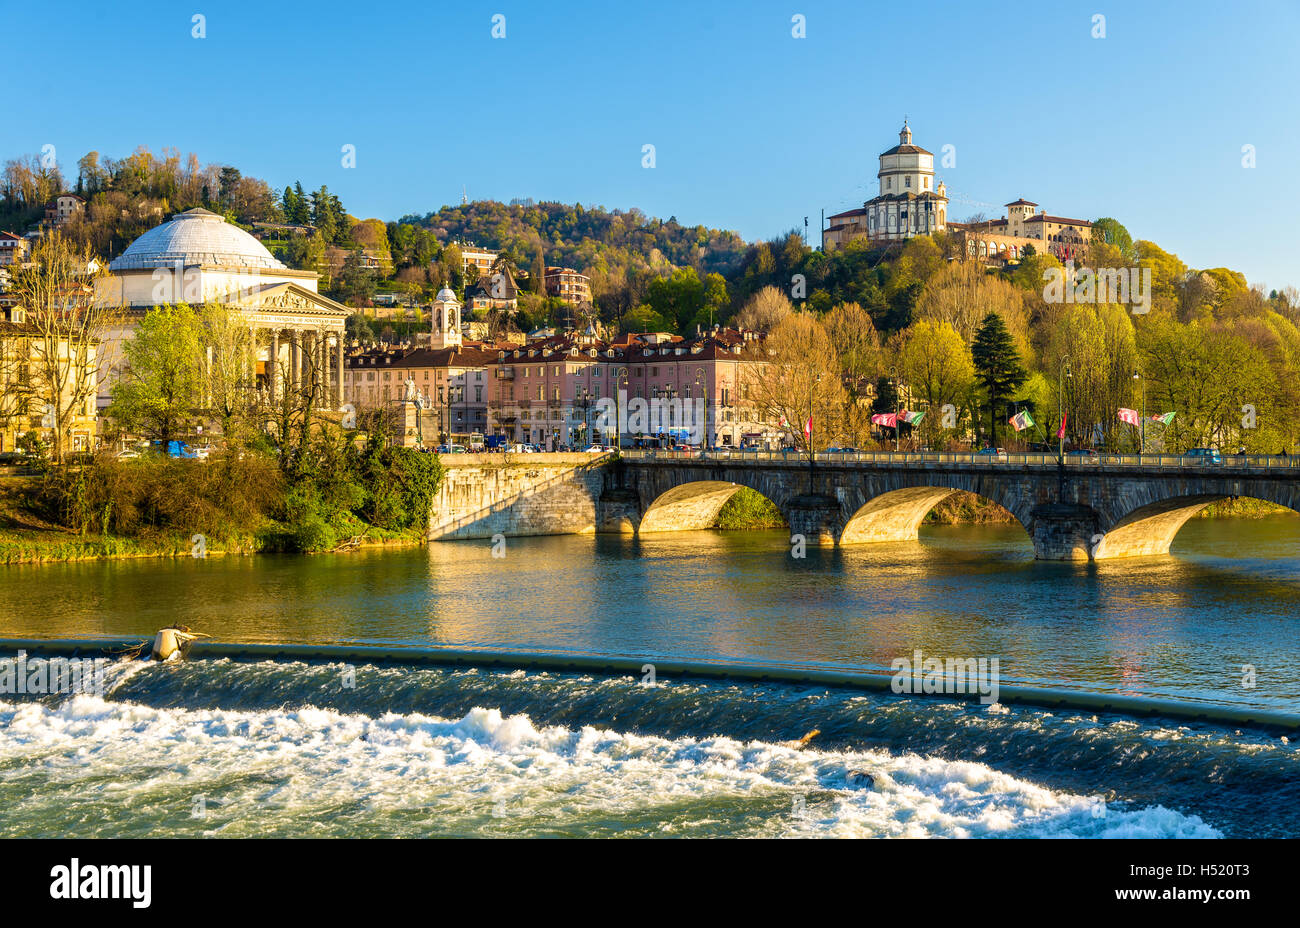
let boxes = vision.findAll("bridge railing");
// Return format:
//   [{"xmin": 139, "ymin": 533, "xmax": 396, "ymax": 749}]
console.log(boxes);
[{"xmin": 619, "ymin": 449, "xmax": 1300, "ymax": 470}]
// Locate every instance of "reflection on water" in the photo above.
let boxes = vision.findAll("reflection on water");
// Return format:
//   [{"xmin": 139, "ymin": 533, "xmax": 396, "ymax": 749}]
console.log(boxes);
[{"xmin": 2, "ymin": 515, "xmax": 1298, "ymax": 710}]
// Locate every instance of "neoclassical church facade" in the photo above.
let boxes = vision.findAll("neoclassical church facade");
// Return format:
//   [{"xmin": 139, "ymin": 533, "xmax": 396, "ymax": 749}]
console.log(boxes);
[
  {"xmin": 824, "ymin": 122, "xmax": 1093, "ymax": 263},
  {"xmin": 825, "ymin": 122, "xmax": 948, "ymax": 250},
  {"xmin": 95, "ymin": 208, "xmax": 349, "ymax": 410}
]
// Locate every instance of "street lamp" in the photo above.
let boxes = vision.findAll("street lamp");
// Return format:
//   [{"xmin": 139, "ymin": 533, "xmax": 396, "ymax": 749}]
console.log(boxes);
[
  {"xmin": 889, "ymin": 366, "xmax": 901, "ymax": 453},
  {"xmin": 1133, "ymin": 367, "xmax": 1146, "ymax": 457},
  {"xmin": 575, "ymin": 388, "xmax": 594, "ymax": 447},
  {"xmin": 809, "ymin": 372, "xmax": 821, "ymax": 487},
  {"xmin": 653, "ymin": 384, "xmax": 678, "ymax": 448},
  {"xmin": 695, "ymin": 367, "xmax": 707, "ymax": 450},
  {"xmin": 1058, "ymin": 357, "xmax": 1072, "ymax": 462},
  {"xmin": 614, "ymin": 367, "xmax": 628, "ymax": 451}
]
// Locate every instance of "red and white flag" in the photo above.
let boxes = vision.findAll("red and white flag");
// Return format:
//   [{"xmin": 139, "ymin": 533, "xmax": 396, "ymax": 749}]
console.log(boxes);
[
  {"xmin": 871, "ymin": 412, "xmax": 898, "ymax": 428},
  {"xmin": 1056, "ymin": 412, "xmax": 1068, "ymax": 440},
  {"xmin": 1118, "ymin": 408, "xmax": 1141, "ymax": 426},
  {"xmin": 804, "ymin": 417, "xmax": 812, "ymax": 437}
]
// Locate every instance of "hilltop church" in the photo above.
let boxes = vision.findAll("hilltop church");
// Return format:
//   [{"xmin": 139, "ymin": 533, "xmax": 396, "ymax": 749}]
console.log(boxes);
[{"xmin": 824, "ymin": 121, "xmax": 1092, "ymax": 263}]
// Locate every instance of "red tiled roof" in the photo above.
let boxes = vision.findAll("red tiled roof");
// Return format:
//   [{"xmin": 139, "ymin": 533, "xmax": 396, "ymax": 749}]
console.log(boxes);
[{"xmin": 1023, "ymin": 215, "xmax": 1092, "ymax": 226}]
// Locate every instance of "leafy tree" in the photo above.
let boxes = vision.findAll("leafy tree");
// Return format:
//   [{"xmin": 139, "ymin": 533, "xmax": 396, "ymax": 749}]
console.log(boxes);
[
  {"xmin": 898, "ymin": 320, "xmax": 975, "ymax": 446},
  {"xmin": 108, "ymin": 304, "xmax": 204, "ymax": 448},
  {"xmin": 1092, "ymin": 218, "xmax": 1135, "ymax": 261},
  {"xmin": 972, "ymin": 312, "xmax": 1027, "ymax": 444}
]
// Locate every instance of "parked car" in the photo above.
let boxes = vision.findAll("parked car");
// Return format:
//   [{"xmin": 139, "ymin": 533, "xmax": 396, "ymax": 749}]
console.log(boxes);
[
  {"xmin": 976, "ymin": 447, "xmax": 1009, "ymax": 461},
  {"xmin": 507, "ymin": 443, "xmax": 535, "ymax": 453},
  {"xmin": 1184, "ymin": 447, "xmax": 1224, "ymax": 465},
  {"xmin": 1066, "ymin": 449, "xmax": 1100, "ymax": 464},
  {"xmin": 583, "ymin": 444, "xmax": 614, "ymax": 453}
]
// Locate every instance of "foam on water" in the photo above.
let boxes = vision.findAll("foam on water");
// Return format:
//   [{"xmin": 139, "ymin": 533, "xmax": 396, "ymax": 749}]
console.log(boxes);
[{"xmin": 0, "ymin": 695, "xmax": 1221, "ymax": 838}]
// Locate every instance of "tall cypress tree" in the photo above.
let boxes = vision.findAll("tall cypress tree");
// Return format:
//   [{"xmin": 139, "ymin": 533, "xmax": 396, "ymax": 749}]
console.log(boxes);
[{"xmin": 971, "ymin": 311, "xmax": 1026, "ymax": 445}]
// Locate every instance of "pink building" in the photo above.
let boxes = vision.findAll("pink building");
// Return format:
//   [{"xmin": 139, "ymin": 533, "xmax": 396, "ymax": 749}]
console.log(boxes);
[{"xmin": 488, "ymin": 327, "xmax": 772, "ymax": 448}]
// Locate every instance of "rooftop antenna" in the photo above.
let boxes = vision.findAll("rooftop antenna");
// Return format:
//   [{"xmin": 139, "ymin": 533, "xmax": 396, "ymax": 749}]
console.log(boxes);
[{"xmin": 461, "ymin": 185, "xmax": 468, "ymax": 205}]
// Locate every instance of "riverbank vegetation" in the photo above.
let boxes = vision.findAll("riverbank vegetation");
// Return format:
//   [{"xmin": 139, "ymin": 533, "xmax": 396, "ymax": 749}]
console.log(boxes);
[
  {"xmin": 715, "ymin": 487, "xmax": 786, "ymax": 530},
  {"xmin": 0, "ymin": 438, "xmax": 443, "ymax": 564}
]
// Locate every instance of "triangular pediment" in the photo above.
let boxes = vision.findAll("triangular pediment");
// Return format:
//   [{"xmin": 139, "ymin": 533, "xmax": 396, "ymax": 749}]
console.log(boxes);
[{"xmin": 222, "ymin": 281, "xmax": 351, "ymax": 319}]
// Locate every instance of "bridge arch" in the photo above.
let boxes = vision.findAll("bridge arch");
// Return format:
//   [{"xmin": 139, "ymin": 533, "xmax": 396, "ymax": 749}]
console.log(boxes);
[
  {"xmin": 839, "ymin": 483, "xmax": 1032, "ymax": 546},
  {"xmin": 638, "ymin": 478, "xmax": 790, "ymax": 535},
  {"xmin": 1094, "ymin": 491, "xmax": 1299, "ymax": 559}
]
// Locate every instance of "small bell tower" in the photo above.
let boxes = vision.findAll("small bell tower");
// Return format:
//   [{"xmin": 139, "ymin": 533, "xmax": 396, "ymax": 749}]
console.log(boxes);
[{"xmin": 430, "ymin": 287, "xmax": 462, "ymax": 349}]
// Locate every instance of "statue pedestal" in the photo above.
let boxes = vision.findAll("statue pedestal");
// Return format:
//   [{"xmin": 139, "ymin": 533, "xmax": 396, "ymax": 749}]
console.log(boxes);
[{"xmin": 393, "ymin": 400, "xmax": 426, "ymax": 448}]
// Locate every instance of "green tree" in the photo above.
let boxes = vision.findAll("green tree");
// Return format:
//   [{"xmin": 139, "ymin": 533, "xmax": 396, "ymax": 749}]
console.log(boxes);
[
  {"xmin": 1091, "ymin": 218, "xmax": 1135, "ymax": 261},
  {"xmin": 108, "ymin": 304, "xmax": 204, "ymax": 447},
  {"xmin": 972, "ymin": 312, "xmax": 1027, "ymax": 444},
  {"xmin": 898, "ymin": 320, "xmax": 976, "ymax": 446}
]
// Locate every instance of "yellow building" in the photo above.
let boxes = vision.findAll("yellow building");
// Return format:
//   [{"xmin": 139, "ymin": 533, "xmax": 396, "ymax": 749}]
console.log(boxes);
[
  {"xmin": 949, "ymin": 199, "xmax": 1092, "ymax": 264},
  {"xmin": 0, "ymin": 305, "xmax": 99, "ymax": 455}
]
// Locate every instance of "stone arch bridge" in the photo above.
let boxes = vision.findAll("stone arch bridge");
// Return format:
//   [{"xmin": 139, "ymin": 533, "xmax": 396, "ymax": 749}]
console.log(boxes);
[{"xmin": 428, "ymin": 451, "xmax": 1300, "ymax": 560}]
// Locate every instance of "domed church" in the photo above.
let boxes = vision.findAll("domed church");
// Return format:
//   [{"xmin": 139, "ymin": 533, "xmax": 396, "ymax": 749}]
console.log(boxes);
[{"xmin": 95, "ymin": 208, "xmax": 349, "ymax": 409}]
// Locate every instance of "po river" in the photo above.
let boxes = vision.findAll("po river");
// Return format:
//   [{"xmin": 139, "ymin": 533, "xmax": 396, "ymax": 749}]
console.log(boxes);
[{"xmin": 1, "ymin": 516, "xmax": 1297, "ymax": 838}]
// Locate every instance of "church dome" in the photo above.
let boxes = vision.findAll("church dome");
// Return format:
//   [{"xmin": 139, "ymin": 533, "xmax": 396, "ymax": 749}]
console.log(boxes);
[
  {"xmin": 109, "ymin": 208, "xmax": 286, "ymax": 271},
  {"xmin": 435, "ymin": 287, "xmax": 459, "ymax": 303}
]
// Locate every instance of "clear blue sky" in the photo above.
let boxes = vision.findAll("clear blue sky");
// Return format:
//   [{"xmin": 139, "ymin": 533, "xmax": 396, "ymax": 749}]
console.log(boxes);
[{"xmin": 8, "ymin": 0, "xmax": 1299, "ymax": 290}]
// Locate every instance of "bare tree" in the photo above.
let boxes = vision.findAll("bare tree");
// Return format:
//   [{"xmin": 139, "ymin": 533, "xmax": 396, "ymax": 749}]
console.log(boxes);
[
  {"xmin": 742, "ymin": 313, "xmax": 847, "ymax": 452},
  {"xmin": 199, "ymin": 302, "xmax": 258, "ymax": 443},
  {"xmin": 7, "ymin": 233, "xmax": 121, "ymax": 462},
  {"xmin": 734, "ymin": 285, "xmax": 793, "ymax": 332}
]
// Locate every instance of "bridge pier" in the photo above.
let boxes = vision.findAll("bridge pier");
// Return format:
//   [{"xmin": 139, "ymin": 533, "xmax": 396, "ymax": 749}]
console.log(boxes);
[
  {"xmin": 1028, "ymin": 503, "xmax": 1101, "ymax": 560},
  {"xmin": 784, "ymin": 494, "xmax": 844, "ymax": 546},
  {"xmin": 597, "ymin": 488, "xmax": 641, "ymax": 534}
]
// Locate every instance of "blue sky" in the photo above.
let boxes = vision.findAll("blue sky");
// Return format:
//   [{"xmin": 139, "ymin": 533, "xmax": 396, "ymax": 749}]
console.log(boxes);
[{"xmin": 8, "ymin": 0, "xmax": 1299, "ymax": 289}]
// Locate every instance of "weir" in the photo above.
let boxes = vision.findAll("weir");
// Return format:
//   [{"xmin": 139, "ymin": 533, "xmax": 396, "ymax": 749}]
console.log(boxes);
[{"xmin": 4, "ymin": 637, "xmax": 1298, "ymax": 732}]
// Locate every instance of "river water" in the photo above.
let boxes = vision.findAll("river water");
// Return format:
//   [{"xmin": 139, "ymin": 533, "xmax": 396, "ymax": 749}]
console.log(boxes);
[{"xmin": 1, "ymin": 516, "xmax": 1297, "ymax": 837}]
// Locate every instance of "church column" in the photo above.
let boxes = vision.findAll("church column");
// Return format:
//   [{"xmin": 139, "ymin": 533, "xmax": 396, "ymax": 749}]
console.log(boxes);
[
  {"xmin": 290, "ymin": 330, "xmax": 301, "ymax": 393},
  {"xmin": 316, "ymin": 328, "xmax": 327, "ymax": 402},
  {"xmin": 269, "ymin": 331, "xmax": 280, "ymax": 403}
]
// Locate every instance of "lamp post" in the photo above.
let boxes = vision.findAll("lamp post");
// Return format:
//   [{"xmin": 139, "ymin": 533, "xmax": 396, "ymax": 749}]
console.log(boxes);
[
  {"xmin": 653, "ymin": 384, "xmax": 678, "ymax": 448},
  {"xmin": 614, "ymin": 367, "xmax": 628, "ymax": 451},
  {"xmin": 890, "ymin": 366, "xmax": 901, "ymax": 453},
  {"xmin": 1133, "ymin": 367, "xmax": 1146, "ymax": 457},
  {"xmin": 575, "ymin": 388, "xmax": 594, "ymax": 448},
  {"xmin": 809, "ymin": 372, "xmax": 821, "ymax": 487},
  {"xmin": 1058, "ymin": 357, "xmax": 1072, "ymax": 462},
  {"xmin": 695, "ymin": 367, "xmax": 707, "ymax": 450}
]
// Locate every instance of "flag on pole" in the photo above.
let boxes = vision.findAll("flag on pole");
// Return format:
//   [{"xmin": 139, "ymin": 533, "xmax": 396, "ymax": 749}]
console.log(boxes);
[
  {"xmin": 1009, "ymin": 410, "xmax": 1035, "ymax": 432},
  {"xmin": 804, "ymin": 417, "xmax": 812, "ymax": 437},
  {"xmin": 1056, "ymin": 411, "xmax": 1068, "ymax": 440},
  {"xmin": 1118, "ymin": 408, "xmax": 1141, "ymax": 426},
  {"xmin": 778, "ymin": 414, "xmax": 789, "ymax": 428},
  {"xmin": 1149, "ymin": 411, "xmax": 1175, "ymax": 426},
  {"xmin": 898, "ymin": 409, "xmax": 925, "ymax": 425},
  {"xmin": 871, "ymin": 412, "xmax": 898, "ymax": 428}
]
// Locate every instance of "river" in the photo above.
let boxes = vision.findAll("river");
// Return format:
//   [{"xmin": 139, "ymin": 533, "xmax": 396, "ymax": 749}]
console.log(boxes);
[{"xmin": 1, "ymin": 516, "xmax": 1297, "ymax": 837}]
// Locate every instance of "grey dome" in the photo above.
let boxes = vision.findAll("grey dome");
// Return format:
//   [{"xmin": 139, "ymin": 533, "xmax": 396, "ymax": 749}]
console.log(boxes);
[
  {"xmin": 435, "ymin": 287, "xmax": 459, "ymax": 303},
  {"xmin": 109, "ymin": 208, "xmax": 285, "ymax": 271}
]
